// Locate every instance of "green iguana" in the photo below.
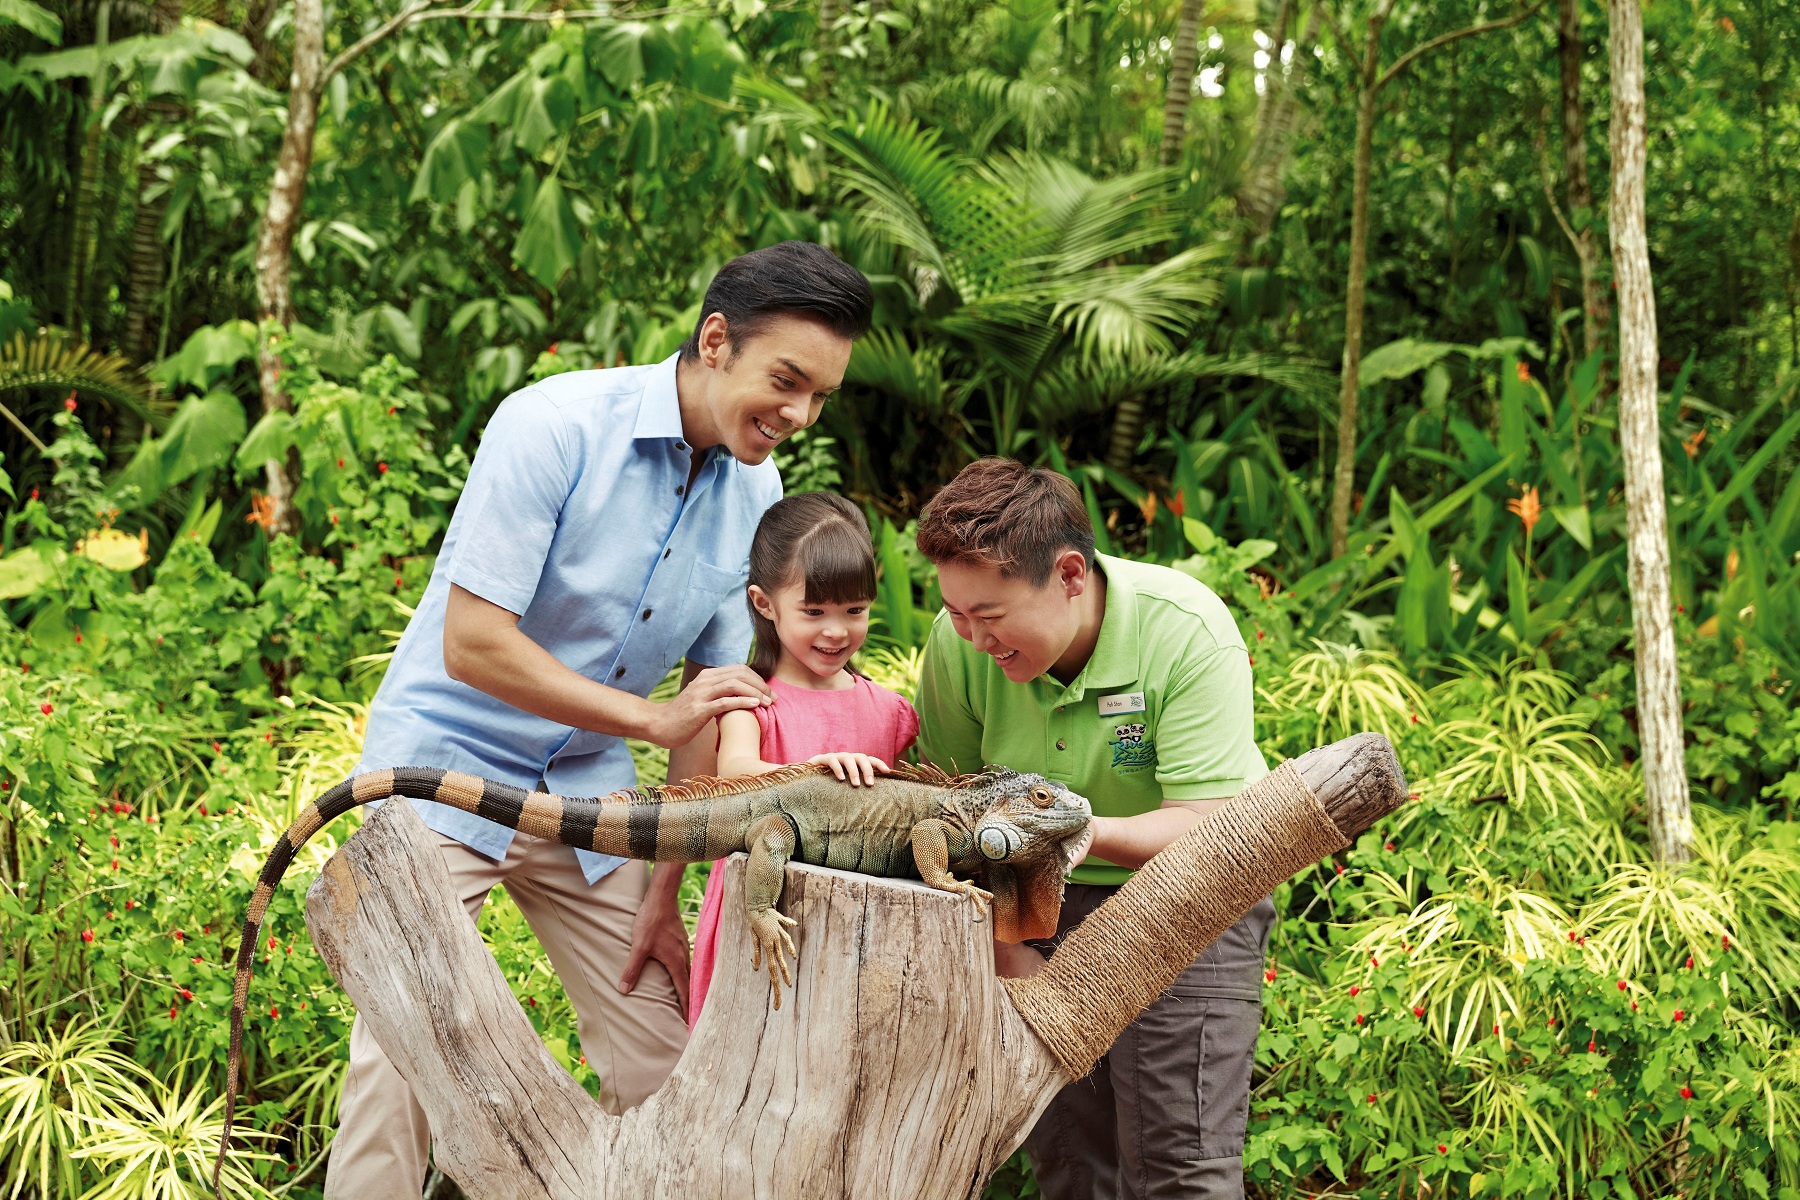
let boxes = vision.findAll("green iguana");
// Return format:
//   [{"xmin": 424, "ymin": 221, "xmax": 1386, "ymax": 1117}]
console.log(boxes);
[{"xmin": 214, "ymin": 760, "xmax": 1090, "ymax": 1191}]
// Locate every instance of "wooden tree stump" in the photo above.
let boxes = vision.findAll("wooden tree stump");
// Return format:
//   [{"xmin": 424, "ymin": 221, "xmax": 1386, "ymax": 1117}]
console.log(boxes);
[{"xmin": 304, "ymin": 733, "xmax": 1406, "ymax": 1200}]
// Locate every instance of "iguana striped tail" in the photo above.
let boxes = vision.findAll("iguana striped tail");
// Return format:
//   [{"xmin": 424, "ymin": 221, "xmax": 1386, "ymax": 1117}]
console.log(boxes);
[{"xmin": 211, "ymin": 762, "xmax": 828, "ymax": 1196}]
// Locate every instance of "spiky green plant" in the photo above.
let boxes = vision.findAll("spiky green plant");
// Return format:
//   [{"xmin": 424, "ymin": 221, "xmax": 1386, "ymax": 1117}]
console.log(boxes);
[
  {"xmin": 0, "ymin": 1020, "xmax": 155, "ymax": 1200},
  {"xmin": 66, "ymin": 1065, "xmax": 275, "ymax": 1199},
  {"xmin": 0, "ymin": 330, "xmax": 158, "ymax": 447},
  {"xmin": 1259, "ymin": 639, "xmax": 1430, "ymax": 745}
]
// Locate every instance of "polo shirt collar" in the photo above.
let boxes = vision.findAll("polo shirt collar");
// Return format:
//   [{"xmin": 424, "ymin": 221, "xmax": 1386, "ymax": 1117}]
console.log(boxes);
[
  {"xmin": 632, "ymin": 354, "xmax": 686, "ymax": 441},
  {"xmin": 1049, "ymin": 554, "xmax": 1140, "ymax": 701}
]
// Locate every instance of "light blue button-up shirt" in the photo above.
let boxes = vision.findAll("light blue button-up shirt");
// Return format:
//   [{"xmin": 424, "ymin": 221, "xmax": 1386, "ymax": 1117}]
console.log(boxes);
[{"xmin": 355, "ymin": 354, "xmax": 782, "ymax": 882}]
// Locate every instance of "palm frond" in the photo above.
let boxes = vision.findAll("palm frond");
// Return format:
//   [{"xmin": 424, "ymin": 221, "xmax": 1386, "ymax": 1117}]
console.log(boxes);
[{"xmin": 0, "ymin": 330, "xmax": 158, "ymax": 427}]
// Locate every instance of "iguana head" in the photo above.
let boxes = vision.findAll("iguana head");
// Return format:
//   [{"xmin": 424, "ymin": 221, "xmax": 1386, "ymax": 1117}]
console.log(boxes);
[{"xmin": 966, "ymin": 769, "xmax": 1091, "ymax": 942}]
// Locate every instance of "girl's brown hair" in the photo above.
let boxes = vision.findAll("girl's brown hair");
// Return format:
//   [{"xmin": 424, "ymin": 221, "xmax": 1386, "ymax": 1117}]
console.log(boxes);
[{"xmin": 747, "ymin": 493, "xmax": 879, "ymax": 679}]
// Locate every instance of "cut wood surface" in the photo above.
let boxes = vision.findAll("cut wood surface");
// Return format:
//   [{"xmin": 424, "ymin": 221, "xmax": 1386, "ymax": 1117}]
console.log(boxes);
[{"xmin": 303, "ymin": 733, "xmax": 1406, "ymax": 1200}]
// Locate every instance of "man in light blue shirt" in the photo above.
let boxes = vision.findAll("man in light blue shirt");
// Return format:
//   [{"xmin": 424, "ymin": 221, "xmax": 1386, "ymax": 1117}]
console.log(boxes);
[{"xmin": 325, "ymin": 242, "xmax": 873, "ymax": 1196}]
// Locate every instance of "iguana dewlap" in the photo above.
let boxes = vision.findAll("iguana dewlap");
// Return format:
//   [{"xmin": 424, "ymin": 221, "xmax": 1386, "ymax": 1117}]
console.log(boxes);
[{"xmin": 215, "ymin": 761, "xmax": 1090, "ymax": 1189}]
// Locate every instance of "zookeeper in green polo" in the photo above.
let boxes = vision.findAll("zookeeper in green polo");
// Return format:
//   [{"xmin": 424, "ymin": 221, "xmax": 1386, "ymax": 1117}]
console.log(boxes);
[{"xmin": 914, "ymin": 456, "xmax": 1271, "ymax": 1200}]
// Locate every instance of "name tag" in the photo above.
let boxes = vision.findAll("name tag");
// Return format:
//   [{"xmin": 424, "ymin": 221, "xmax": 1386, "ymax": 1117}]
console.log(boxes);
[{"xmin": 1098, "ymin": 691, "xmax": 1145, "ymax": 716}]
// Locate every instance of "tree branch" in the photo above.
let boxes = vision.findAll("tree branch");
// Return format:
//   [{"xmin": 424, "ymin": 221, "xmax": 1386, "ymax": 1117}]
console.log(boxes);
[
  {"xmin": 1315, "ymin": 3, "xmax": 1359, "ymax": 68},
  {"xmin": 321, "ymin": 0, "xmax": 439, "ymax": 87},
  {"xmin": 1374, "ymin": 0, "xmax": 1548, "ymax": 94}
]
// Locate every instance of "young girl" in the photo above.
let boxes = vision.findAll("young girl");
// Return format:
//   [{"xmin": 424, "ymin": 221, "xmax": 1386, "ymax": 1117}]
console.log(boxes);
[{"xmin": 687, "ymin": 492, "xmax": 919, "ymax": 1026}]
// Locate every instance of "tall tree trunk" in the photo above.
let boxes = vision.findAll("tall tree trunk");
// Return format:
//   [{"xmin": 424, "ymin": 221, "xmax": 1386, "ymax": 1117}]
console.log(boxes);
[
  {"xmin": 122, "ymin": 100, "xmax": 178, "ymax": 365},
  {"xmin": 1559, "ymin": 0, "xmax": 1609, "ymax": 360},
  {"xmin": 254, "ymin": 0, "xmax": 324, "ymax": 535},
  {"xmin": 1329, "ymin": 58, "xmax": 1380, "ymax": 560},
  {"xmin": 63, "ymin": 0, "xmax": 110, "ymax": 335},
  {"xmin": 1158, "ymin": 0, "xmax": 1205, "ymax": 167},
  {"xmin": 1608, "ymin": 0, "xmax": 1690, "ymax": 861},
  {"xmin": 1238, "ymin": 7, "xmax": 1319, "ymax": 238}
]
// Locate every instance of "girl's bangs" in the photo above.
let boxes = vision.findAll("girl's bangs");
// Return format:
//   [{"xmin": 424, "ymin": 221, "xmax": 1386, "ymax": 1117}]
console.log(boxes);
[{"xmin": 799, "ymin": 520, "xmax": 878, "ymax": 606}]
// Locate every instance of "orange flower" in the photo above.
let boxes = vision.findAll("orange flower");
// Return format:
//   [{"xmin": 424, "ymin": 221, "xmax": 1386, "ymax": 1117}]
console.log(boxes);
[
  {"xmin": 1516, "ymin": 361, "xmax": 1532, "ymax": 383},
  {"xmin": 1138, "ymin": 493, "xmax": 1158, "ymax": 524},
  {"xmin": 1167, "ymin": 491, "xmax": 1186, "ymax": 519},
  {"xmin": 1720, "ymin": 15, "xmax": 1735, "ymax": 31},
  {"xmin": 1726, "ymin": 548, "xmax": 1740, "ymax": 581},
  {"xmin": 246, "ymin": 493, "xmax": 278, "ymax": 531},
  {"xmin": 1683, "ymin": 427, "xmax": 1707, "ymax": 458},
  {"xmin": 1506, "ymin": 486, "xmax": 1543, "ymax": 536}
]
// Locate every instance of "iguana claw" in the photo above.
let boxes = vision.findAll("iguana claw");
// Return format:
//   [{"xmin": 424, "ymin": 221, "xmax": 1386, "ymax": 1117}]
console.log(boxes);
[
  {"xmin": 940, "ymin": 879, "xmax": 994, "ymax": 921},
  {"xmin": 748, "ymin": 907, "xmax": 799, "ymax": 1009}
]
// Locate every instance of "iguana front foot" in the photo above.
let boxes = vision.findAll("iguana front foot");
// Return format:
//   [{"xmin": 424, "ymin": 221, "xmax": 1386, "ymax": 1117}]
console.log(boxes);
[
  {"xmin": 935, "ymin": 879, "xmax": 994, "ymax": 921},
  {"xmin": 748, "ymin": 906, "xmax": 799, "ymax": 1009}
]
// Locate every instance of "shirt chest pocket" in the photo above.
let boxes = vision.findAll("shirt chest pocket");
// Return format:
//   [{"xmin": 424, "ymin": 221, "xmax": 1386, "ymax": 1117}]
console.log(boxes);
[{"xmin": 672, "ymin": 558, "xmax": 748, "ymax": 650}]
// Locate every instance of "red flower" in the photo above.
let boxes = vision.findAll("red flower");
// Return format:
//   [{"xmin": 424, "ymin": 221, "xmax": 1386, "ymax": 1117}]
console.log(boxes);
[
  {"xmin": 337, "ymin": 458, "xmax": 345, "ymax": 468},
  {"xmin": 377, "ymin": 462, "xmax": 389, "ymax": 474},
  {"xmin": 1256, "ymin": 629, "xmax": 1265, "ymax": 641},
  {"xmin": 111, "ymin": 859, "xmax": 118, "ymax": 871},
  {"xmin": 110, "ymin": 835, "xmax": 118, "ymax": 848},
  {"xmin": 180, "ymin": 988, "xmax": 193, "ymax": 1001},
  {"xmin": 270, "ymin": 1006, "xmax": 279, "ymax": 1019},
  {"xmin": 1371, "ymin": 957, "xmax": 1380, "ymax": 967},
  {"xmin": 1493, "ymin": 1024, "xmax": 1501, "ymax": 1035},
  {"xmin": 268, "ymin": 935, "xmax": 276, "ymax": 951},
  {"xmin": 1722, "ymin": 935, "xmax": 1731, "ymax": 950},
  {"xmin": 29, "ymin": 489, "xmax": 38, "ymax": 501},
  {"xmin": 169, "ymin": 1006, "xmax": 178, "ymax": 1020},
  {"xmin": 547, "ymin": 342, "xmax": 560, "ymax": 356},
  {"xmin": 1437, "ymin": 1144, "xmax": 1447, "ymax": 1154},
  {"xmin": 1413, "ymin": 1006, "xmax": 1425, "ymax": 1018},
  {"xmin": 72, "ymin": 630, "xmax": 81, "ymax": 644},
  {"xmin": 1167, "ymin": 491, "xmax": 1186, "ymax": 520},
  {"xmin": 1384, "ymin": 842, "xmax": 1395, "ymax": 851},
  {"xmin": 1366, "ymin": 1093, "xmax": 1377, "ymax": 1104},
  {"xmin": 1685, "ymin": 956, "xmax": 1694, "ymax": 969},
  {"xmin": 199, "ymin": 805, "xmax": 207, "ymax": 817},
  {"xmin": 173, "ymin": 930, "xmax": 183, "ymax": 941},
  {"xmin": 193, "ymin": 956, "xmax": 203, "ymax": 964},
  {"xmin": 1334, "ymin": 863, "xmax": 1344, "ymax": 875},
  {"xmin": 1354, "ymin": 1013, "xmax": 1365, "ymax": 1026},
  {"xmin": 1631, "ymin": 1001, "xmax": 1639, "ymax": 1012},
  {"xmin": 212, "ymin": 742, "xmax": 222, "ymax": 754},
  {"xmin": 394, "ymin": 576, "xmax": 404, "ymax": 589},
  {"xmin": 40, "ymin": 703, "xmax": 52, "ymax": 715},
  {"xmin": 64, "ymin": 394, "xmax": 78, "ymax": 411},
  {"xmin": 1618, "ymin": 980, "xmax": 1628, "ymax": 991},
  {"xmin": 81, "ymin": 929, "xmax": 94, "ymax": 943},
  {"xmin": 1680, "ymin": 1085, "xmax": 1693, "ymax": 1100},
  {"xmin": 1265, "ymin": 969, "xmax": 1277, "ymax": 982},
  {"xmin": 1588, "ymin": 1040, "xmax": 1596, "ymax": 1052},
  {"xmin": 330, "ymin": 513, "xmax": 339, "ymax": 525},
  {"xmin": 1673, "ymin": 1009, "xmax": 1685, "ymax": 1021},
  {"xmin": 1350, "ymin": 985, "xmax": 1360, "ymax": 997},
  {"xmin": 125, "ymin": 899, "xmax": 136, "ymax": 910},
  {"xmin": 387, "ymin": 406, "xmax": 397, "ymax": 415}
]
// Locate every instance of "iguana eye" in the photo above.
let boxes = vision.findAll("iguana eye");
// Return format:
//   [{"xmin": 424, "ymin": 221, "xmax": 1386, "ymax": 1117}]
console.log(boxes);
[{"xmin": 1030, "ymin": 786, "xmax": 1053, "ymax": 808}]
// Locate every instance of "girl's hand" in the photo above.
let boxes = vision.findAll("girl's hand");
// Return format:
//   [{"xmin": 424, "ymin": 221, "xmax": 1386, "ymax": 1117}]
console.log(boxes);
[{"xmin": 808, "ymin": 752, "xmax": 890, "ymax": 788}]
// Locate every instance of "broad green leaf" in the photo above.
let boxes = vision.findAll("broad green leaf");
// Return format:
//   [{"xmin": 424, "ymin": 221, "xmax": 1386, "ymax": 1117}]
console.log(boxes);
[
  {"xmin": 0, "ymin": 542, "xmax": 60, "ymax": 599},
  {"xmin": 235, "ymin": 410, "xmax": 297, "ymax": 473},
  {"xmin": 375, "ymin": 304, "xmax": 422, "ymax": 359},
  {"xmin": 589, "ymin": 21, "xmax": 649, "ymax": 90},
  {"xmin": 158, "ymin": 389, "xmax": 247, "ymax": 485},
  {"xmin": 514, "ymin": 75, "xmax": 576, "ymax": 155},
  {"xmin": 1699, "ymin": 408, "xmax": 1800, "ymax": 530},
  {"xmin": 409, "ymin": 118, "xmax": 489, "ymax": 205},
  {"xmin": 0, "ymin": 0, "xmax": 61, "ymax": 43},
  {"xmin": 1183, "ymin": 517, "xmax": 1218, "ymax": 553},
  {"xmin": 1548, "ymin": 504, "xmax": 1592, "ymax": 550},
  {"xmin": 1507, "ymin": 551, "xmax": 1530, "ymax": 645},
  {"xmin": 1359, "ymin": 338, "xmax": 1458, "ymax": 385},
  {"xmin": 152, "ymin": 319, "xmax": 257, "ymax": 390},
  {"xmin": 511, "ymin": 175, "xmax": 580, "ymax": 289}
]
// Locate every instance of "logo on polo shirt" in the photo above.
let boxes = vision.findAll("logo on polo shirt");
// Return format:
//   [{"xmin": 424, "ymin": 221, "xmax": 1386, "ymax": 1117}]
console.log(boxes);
[{"xmin": 1107, "ymin": 721, "xmax": 1157, "ymax": 774}]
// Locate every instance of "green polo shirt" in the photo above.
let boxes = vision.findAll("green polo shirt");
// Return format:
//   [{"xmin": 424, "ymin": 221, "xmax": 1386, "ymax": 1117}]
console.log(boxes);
[{"xmin": 916, "ymin": 554, "xmax": 1266, "ymax": 886}]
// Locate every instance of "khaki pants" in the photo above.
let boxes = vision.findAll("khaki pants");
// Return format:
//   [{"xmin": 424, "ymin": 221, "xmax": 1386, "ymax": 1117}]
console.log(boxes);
[{"xmin": 323, "ymin": 829, "xmax": 688, "ymax": 1197}]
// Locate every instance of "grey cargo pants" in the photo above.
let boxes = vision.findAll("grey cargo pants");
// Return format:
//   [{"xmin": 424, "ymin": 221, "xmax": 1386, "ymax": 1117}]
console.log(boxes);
[{"xmin": 1022, "ymin": 883, "xmax": 1273, "ymax": 1200}]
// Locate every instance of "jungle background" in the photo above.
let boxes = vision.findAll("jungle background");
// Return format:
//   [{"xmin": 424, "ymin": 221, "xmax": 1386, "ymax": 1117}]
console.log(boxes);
[{"xmin": 2, "ymin": 0, "xmax": 1798, "ymax": 1191}]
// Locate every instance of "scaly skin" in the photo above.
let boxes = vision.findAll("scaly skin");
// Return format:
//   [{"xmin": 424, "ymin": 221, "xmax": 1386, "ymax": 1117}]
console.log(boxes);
[{"xmin": 212, "ymin": 761, "xmax": 1090, "ymax": 1195}]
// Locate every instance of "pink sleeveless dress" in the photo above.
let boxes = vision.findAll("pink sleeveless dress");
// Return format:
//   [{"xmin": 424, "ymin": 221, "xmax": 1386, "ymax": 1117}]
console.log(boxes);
[{"xmin": 687, "ymin": 673, "xmax": 919, "ymax": 1026}]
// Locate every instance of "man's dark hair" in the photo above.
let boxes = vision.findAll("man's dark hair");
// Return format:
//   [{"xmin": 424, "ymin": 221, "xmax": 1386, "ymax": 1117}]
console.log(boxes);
[
  {"xmin": 915, "ymin": 457, "xmax": 1096, "ymax": 586},
  {"xmin": 679, "ymin": 241, "xmax": 874, "ymax": 362}
]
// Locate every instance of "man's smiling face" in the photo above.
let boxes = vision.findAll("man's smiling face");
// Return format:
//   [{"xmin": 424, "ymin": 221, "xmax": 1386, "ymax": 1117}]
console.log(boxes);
[
  {"xmin": 936, "ymin": 555, "xmax": 1090, "ymax": 683},
  {"xmin": 689, "ymin": 312, "xmax": 853, "ymax": 465}
]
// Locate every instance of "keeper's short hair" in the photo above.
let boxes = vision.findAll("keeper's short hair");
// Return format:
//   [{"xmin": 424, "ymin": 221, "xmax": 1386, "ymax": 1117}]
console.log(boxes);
[{"xmin": 915, "ymin": 457, "xmax": 1096, "ymax": 586}]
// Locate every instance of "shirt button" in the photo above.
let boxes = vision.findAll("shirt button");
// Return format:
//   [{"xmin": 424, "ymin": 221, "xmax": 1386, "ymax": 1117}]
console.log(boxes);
[
  {"xmin": 1055, "ymin": 739, "xmax": 1067, "ymax": 751},
  {"xmin": 676, "ymin": 441, "xmax": 687, "ymax": 451},
  {"xmin": 675, "ymin": 484, "xmax": 685, "ymax": 496},
  {"xmin": 641, "ymin": 609, "xmax": 653, "ymax": 621},
  {"xmin": 614, "ymin": 666, "xmax": 627, "ymax": 679}
]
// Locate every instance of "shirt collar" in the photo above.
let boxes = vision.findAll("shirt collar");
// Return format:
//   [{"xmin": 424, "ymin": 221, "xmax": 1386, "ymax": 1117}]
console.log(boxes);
[
  {"xmin": 1054, "ymin": 555, "xmax": 1140, "ymax": 700},
  {"xmin": 632, "ymin": 354, "xmax": 686, "ymax": 441}
]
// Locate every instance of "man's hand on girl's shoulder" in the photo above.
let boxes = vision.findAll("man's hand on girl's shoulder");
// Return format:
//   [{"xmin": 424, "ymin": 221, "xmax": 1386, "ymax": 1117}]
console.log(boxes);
[
  {"xmin": 808, "ymin": 752, "xmax": 890, "ymax": 787},
  {"xmin": 650, "ymin": 665, "xmax": 774, "ymax": 749}
]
